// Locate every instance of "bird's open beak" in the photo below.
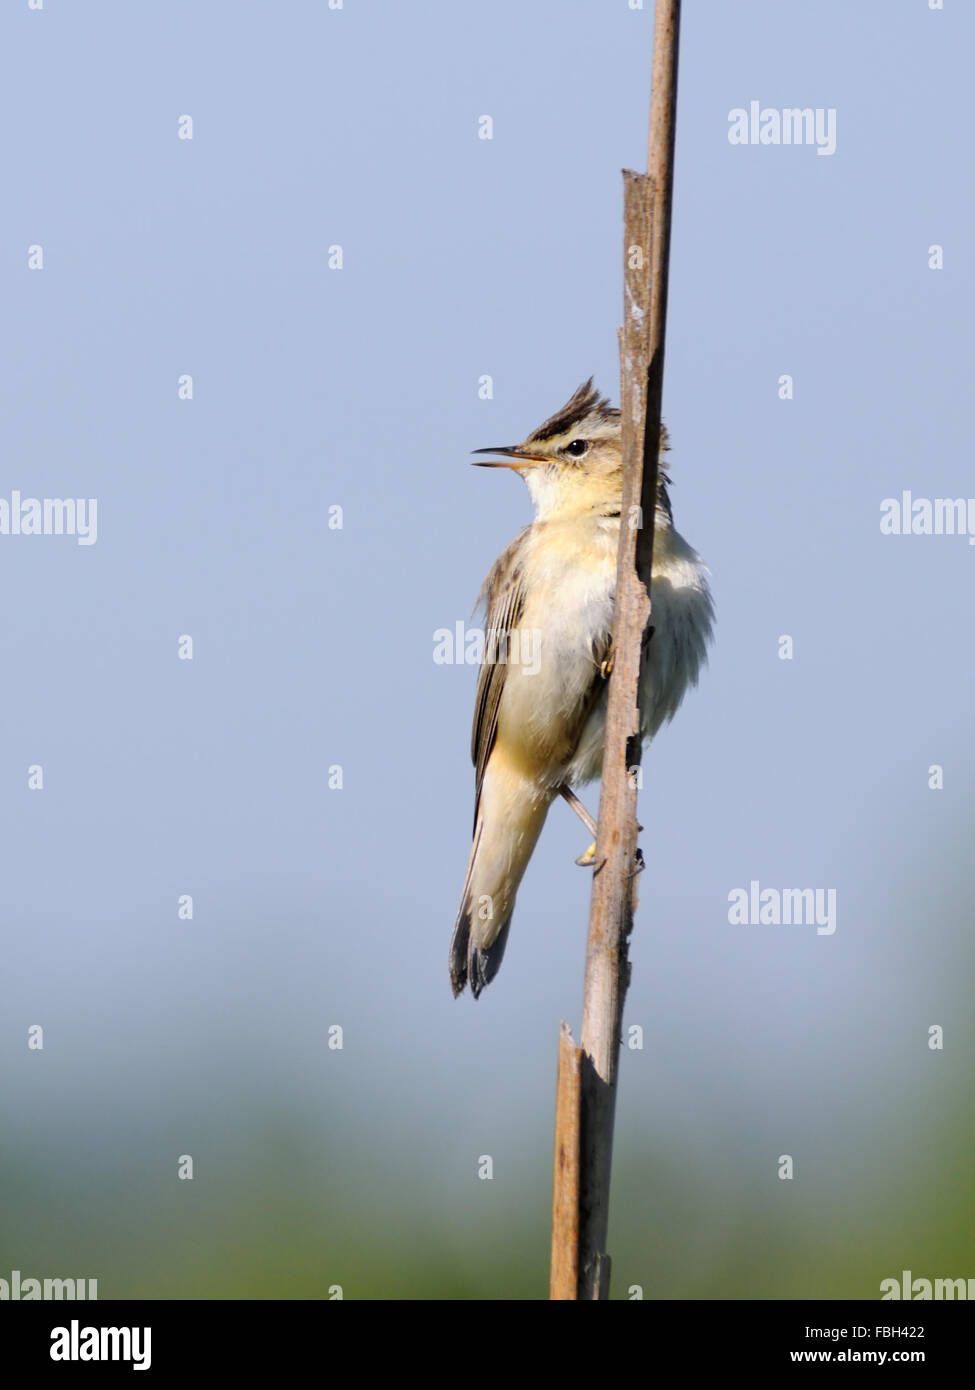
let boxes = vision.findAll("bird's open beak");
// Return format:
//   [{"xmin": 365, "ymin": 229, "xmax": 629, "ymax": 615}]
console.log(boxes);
[{"xmin": 472, "ymin": 445, "xmax": 548, "ymax": 470}]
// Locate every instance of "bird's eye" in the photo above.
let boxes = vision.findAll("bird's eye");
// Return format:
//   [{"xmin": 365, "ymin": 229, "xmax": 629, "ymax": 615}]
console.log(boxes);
[{"xmin": 565, "ymin": 439, "xmax": 588, "ymax": 458}]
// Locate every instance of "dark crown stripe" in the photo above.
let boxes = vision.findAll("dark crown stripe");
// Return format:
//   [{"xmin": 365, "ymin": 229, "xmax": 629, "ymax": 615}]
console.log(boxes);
[{"xmin": 527, "ymin": 378, "xmax": 618, "ymax": 442}]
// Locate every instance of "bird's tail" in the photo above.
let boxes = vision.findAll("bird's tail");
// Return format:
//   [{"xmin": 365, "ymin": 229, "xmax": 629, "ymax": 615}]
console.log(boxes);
[{"xmin": 449, "ymin": 755, "xmax": 552, "ymax": 998}]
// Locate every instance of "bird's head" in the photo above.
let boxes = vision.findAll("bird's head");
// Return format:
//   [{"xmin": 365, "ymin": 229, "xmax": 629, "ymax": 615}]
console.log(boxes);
[{"xmin": 473, "ymin": 378, "xmax": 670, "ymax": 522}]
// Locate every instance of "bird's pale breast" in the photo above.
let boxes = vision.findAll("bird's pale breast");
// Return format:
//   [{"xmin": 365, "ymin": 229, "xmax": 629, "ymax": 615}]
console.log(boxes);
[
  {"xmin": 494, "ymin": 514, "xmax": 712, "ymax": 789},
  {"xmin": 494, "ymin": 515, "xmax": 618, "ymax": 784}
]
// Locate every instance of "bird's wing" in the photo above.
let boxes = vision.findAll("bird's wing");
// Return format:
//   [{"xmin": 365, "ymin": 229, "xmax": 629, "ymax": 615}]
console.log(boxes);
[{"xmin": 470, "ymin": 532, "xmax": 529, "ymax": 826}]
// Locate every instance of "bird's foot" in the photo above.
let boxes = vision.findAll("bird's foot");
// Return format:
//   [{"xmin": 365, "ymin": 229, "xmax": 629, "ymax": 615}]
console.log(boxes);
[{"xmin": 575, "ymin": 841, "xmax": 597, "ymax": 867}]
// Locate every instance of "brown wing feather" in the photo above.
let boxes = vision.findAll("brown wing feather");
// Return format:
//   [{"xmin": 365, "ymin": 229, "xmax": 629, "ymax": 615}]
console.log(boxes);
[{"xmin": 470, "ymin": 532, "xmax": 529, "ymax": 826}]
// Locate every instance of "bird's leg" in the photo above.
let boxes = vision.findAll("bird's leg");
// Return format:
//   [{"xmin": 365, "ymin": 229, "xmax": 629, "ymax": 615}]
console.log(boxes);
[
  {"xmin": 559, "ymin": 784, "xmax": 597, "ymax": 835},
  {"xmin": 558, "ymin": 782, "xmax": 645, "ymax": 868},
  {"xmin": 558, "ymin": 784, "xmax": 599, "ymax": 866}
]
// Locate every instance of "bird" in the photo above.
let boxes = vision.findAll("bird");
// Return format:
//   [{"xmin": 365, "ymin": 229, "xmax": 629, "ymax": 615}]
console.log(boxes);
[{"xmin": 449, "ymin": 379, "xmax": 714, "ymax": 999}]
